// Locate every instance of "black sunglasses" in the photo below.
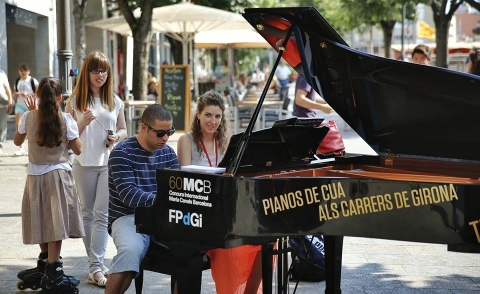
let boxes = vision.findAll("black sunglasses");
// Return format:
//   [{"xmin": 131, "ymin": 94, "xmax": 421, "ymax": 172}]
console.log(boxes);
[{"xmin": 144, "ymin": 123, "xmax": 175, "ymax": 137}]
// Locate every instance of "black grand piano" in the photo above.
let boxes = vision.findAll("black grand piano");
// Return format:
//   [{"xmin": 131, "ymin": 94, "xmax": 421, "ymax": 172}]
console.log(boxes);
[{"xmin": 135, "ymin": 6, "xmax": 480, "ymax": 293}]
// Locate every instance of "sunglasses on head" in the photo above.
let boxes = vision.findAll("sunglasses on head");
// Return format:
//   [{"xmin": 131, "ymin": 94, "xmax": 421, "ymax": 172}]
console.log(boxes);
[{"xmin": 144, "ymin": 123, "xmax": 176, "ymax": 137}]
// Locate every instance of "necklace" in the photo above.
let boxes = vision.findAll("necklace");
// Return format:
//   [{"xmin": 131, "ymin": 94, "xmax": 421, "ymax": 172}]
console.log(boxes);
[{"xmin": 200, "ymin": 138, "xmax": 218, "ymax": 167}]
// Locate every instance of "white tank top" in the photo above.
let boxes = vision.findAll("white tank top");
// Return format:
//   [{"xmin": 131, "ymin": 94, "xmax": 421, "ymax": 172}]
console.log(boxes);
[{"xmin": 187, "ymin": 132, "xmax": 224, "ymax": 167}]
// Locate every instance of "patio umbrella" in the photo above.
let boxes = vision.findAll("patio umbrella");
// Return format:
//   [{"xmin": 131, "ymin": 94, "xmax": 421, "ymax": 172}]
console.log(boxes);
[
  {"xmin": 194, "ymin": 29, "xmax": 270, "ymax": 49},
  {"xmin": 86, "ymin": 2, "xmax": 253, "ymax": 65}
]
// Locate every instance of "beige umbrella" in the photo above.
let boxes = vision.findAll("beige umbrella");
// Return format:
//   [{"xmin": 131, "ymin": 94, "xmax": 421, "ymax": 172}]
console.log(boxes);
[
  {"xmin": 194, "ymin": 29, "xmax": 270, "ymax": 49},
  {"xmin": 86, "ymin": 2, "xmax": 252, "ymax": 64}
]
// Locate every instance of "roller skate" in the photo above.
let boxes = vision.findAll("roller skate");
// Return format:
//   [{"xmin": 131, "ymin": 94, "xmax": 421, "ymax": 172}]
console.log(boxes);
[
  {"xmin": 37, "ymin": 261, "xmax": 80, "ymax": 294},
  {"xmin": 16, "ymin": 252, "xmax": 48, "ymax": 290}
]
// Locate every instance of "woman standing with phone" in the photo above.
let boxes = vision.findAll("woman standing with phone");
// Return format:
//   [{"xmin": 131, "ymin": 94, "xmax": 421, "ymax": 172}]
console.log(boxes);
[{"xmin": 65, "ymin": 50, "xmax": 127, "ymax": 287}]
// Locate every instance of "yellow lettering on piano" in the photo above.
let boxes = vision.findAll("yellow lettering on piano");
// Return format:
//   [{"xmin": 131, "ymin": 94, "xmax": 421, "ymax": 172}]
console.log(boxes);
[
  {"xmin": 262, "ymin": 190, "xmax": 304, "ymax": 215},
  {"xmin": 304, "ymin": 187, "xmax": 320, "ymax": 204},
  {"xmin": 383, "ymin": 194, "xmax": 394, "ymax": 211},
  {"xmin": 273, "ymin": 196, "xmax": 283, "ymax": 212},
  {"xmin": 262, "ymin": 198, "xmax": 272, "ymax": 215},
  {"xmin": 411, "ymin": 184, "xmax": 458, "ymax": 206},
  {"xmin": 394, "ymin": 191, "xmax": 410, "ymax": 209},
  {"xmin": 348, "ymin": 199, "xmax": 358, "ymax": 216},
  {"xmin": 330, "ymin": 203, "xmax": 339, "ymax": 219},
  {"xmin": 339, "ymin": 194, "xmax": 393, "ymax": 218},
  {"xmin": 318, "ymin": 204, "xmax": 337, "ymax": 221},
  {"xmin": 320, "ymin": 182, "xmax": 346, "ymax": 201},
  {"xmin": 340, "ymin": 201, "xmax": 349, "ymax": 217},
  {"xmin": 469, "ymin": 220, "xmax": 480, "ymax": 243}
]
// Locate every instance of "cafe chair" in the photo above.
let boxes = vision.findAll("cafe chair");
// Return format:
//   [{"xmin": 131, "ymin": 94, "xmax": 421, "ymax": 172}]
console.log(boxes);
[
  {"xmin": 261, "ymin": 88, "xmax": 291, "ymax": 129},
  {"xmin": 227, "ymin": 93, "xmax": 253, "ymax": 132},
  {"xmin": 135, "ymin": 239, "xmax": 210, "ymax": 294}
]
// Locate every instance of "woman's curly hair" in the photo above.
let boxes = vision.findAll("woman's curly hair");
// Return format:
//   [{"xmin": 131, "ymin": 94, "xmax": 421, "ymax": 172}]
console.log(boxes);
[{"xmin": 190, "ymin": 90, "xmax": 231, "ymax": 156}]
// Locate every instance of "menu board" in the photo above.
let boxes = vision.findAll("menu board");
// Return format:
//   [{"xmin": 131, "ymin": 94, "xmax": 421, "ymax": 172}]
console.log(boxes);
[{"xmin": 159, "ymin": 65, "xmax": 190, "ymax": 131}]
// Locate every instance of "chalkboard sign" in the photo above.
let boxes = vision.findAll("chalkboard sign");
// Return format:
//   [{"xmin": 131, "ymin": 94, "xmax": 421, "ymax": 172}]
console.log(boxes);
[{"xmin": 159, "ymin": 65, "xmax": 190, "ymax": 131}]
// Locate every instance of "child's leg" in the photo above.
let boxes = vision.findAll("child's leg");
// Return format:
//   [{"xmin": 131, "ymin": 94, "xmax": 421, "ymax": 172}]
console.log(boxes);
[
  {"xmin": 39, "ymin": 243, "xmax": 48, "ymax": 255},
  {"xmin": 47, "ymin": 240, "xmax": 62, "ymax": 263},
  {"xmin": 41, "ymin": 240, "xmax": 80, "ymax": 292},
  {"xmin": 16, "ymin": 243, "xmax": 50, "ymax": 290}
]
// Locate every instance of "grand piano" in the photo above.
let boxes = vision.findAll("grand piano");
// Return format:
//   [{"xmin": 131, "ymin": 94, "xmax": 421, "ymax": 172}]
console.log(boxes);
[{"xmin": 135, "ymin": 6, "xmax": 480, "ymax": 293}]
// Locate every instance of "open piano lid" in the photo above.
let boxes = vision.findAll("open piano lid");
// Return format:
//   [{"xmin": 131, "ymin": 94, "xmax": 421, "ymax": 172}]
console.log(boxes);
[{"xmin": 243, "ymin": 7, "xmax": 480, "ymax": 163}]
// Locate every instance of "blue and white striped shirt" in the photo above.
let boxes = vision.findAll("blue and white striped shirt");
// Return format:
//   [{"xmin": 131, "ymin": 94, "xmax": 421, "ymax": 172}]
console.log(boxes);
[{"xmin": 108, "ymin": 136, "xmax": 180, "ymax": 231}]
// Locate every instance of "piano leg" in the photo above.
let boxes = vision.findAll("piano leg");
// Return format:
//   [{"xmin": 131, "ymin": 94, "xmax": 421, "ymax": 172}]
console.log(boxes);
[
  {"xmin": 262, "ymin": 243, "xmax": 273, "ymax": 294},
  {"xmin": 276, "ymin": 237, "xmax": 289, "ymax": 294},
  {"xmin": 324, "ymin": 235, "xmax": 343, "ymax": 294},
  {"xmin": 171, "ymin": 253, "xmax": 204, "ymax": 294}
]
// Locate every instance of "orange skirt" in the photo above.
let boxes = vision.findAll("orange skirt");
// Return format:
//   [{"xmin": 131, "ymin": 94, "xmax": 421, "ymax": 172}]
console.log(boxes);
[{"xmin": 207, "ymin": 245, "xmax": 263, "ymax": 294}]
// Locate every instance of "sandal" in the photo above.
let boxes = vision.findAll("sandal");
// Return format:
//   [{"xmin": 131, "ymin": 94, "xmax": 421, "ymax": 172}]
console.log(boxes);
[
  {"xmin": 88, "ymin": 270, "xmax": 107, "ymax": 287},
  {"xmin": 101, "ymin": 265, "xmax": 109, "ymax": 277}
]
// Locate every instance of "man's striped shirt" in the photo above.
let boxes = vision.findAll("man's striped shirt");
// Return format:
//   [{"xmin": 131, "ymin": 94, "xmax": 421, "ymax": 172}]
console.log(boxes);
[{"xmin": 108, "ymin": 136, "xmax": 179, "ymax": 231}]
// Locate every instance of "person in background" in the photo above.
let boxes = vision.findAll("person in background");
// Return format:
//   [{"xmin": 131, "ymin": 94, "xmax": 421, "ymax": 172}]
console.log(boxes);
[
  {"xmin": 275, "ymin": 59, "xmax": 293, "ymax": 105},
  {"xmin": 177, "ymin": 90, "xmax": 264, "ymax": 294},
  {"xmin": 106, "ymin": 104, "xmax": 188, "ymax": 293},
  {"xmin": 467, "ymin": 49, "xmax": 480, "ymax": 75},
  {"xmin": 234, "ymin": 72, "xmax": 249, "ymax": 99},
  {"xmin": 0, "ymin": 69, "xmax": 13, "ymax": 156},
  {"xmin": 411, "ymin": 44, "xmax": 432, "ymax": 65},
  {"xmin": 14, "ymin": 77, "xmax": 83, "ymax": 292},
  {"xmin": 13, "ymin": 63, "xmax": 39, "ymax": 156},
  {"xmin": 65, "ymin": 50, "xmax": 127, "ymax": 287},
  {"xmin": 293, "ymin": 75, "xmax": 333, "ymax": 118},
  {"xmin": 147, "ymin": 81, "xmax": 158, "ymax": 100}
]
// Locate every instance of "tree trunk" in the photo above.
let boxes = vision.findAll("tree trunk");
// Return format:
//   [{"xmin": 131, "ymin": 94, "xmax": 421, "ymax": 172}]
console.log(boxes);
[
  {"xmin": 380, "ymin": 20, "xmax": 395, "ymax": 59},
  {"xmin": 117, "ymin": 0, "xmax": 155, "ymax": 101},
  {"xmin": 433, "ymin": 16, "xmax": 450, "ymax": 68},
  {"xmin": 132, "ymin": 30, "xmax": 152, "ymax": 101},
  {"xmin": 430, "ymin": 0, "xmax": 465, "ymax": 68},
  {"xmin": 73, "ymin": 0, "xmax": 87, "ymax": 69},
  {"xmin": 166, "ymin": 36, "xmax": 183, "ymax": 65}
]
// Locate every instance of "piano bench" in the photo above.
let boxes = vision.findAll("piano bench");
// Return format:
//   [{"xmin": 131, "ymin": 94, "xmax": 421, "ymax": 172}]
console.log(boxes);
[{"xmin": 134, "ymin": 241, "xmax": 211, "ymax": 294}]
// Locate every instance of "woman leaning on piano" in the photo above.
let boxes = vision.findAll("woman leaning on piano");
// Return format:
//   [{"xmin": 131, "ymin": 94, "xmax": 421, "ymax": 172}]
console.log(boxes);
[{"xmin": 177, "ymin": 90, "xmax": 264, "ymax": 294}]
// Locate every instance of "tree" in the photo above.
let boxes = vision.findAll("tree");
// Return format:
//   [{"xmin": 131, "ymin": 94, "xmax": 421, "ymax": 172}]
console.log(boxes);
[
  {"xmin": 337, "ymin": 0, "xmax": 421, "ymax": 58},
  {"xmin": 72, "ymin": 0, "xmax": 88, "ymax": 69},
  {"xmin": 116, "ymin": 0, "xmax": 155, "ymax": 101},
  {"xmin": 430, "ymin": 0, "xmax": 464, "ymax": 68}
]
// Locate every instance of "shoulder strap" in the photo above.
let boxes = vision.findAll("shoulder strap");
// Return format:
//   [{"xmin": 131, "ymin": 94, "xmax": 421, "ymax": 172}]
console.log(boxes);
[
  {"xmin": 15, "ymin": 78, "xmax": 20, "ymax": 92},
  {"xmin": 30, "ymin": 78, "xmax": 36, "ymax": 92}
]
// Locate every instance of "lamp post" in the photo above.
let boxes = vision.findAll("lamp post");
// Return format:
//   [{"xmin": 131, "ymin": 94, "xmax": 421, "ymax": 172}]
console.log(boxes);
[
  {"xmin": 401, "ymin": 3, "xmax": 406, "ymax": 61},
  {"xmin": 56, "ymin": 0, "xmax": 73, "ymax": 102}
]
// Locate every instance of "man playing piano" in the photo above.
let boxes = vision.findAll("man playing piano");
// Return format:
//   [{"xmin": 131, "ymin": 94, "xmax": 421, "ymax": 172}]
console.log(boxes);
[{"xmin": 105, "ymin": 104, "xmax": 179, "ymax": 293}]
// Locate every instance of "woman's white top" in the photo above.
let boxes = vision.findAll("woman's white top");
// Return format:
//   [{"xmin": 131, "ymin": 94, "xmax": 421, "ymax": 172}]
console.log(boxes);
[
  {"xmin": 68, "ymin": 95, "xmax": 124, "ymax": 166},
  {"xmin": 187, "ymin": 132, "xmax": 224, "ymax": 167}
]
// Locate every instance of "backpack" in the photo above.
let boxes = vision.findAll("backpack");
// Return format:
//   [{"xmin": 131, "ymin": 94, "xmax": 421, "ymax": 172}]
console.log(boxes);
[
  {"xmin": 14, "ymin": 77, "xmax": 36, "ymax": 93},
  {"xmin": 289, "ymin": 235, "xmax": 326, "ymax": 282}
]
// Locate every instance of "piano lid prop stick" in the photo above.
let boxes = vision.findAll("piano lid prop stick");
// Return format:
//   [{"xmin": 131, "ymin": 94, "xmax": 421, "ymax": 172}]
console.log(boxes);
[{"xmin": 226, "ymin": 25, "xmax": 294, "ymax": 175}]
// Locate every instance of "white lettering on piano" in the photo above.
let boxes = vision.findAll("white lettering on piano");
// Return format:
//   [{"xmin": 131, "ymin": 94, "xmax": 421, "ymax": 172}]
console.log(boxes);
[
  {"xmin": 168, "ymin": 209, "xmax": 203, "ymax": 227},
  {"xmin": 183, "ymin": 178, "xmax": 212, "ymax": 194},
  {"xmin": 168, "ymin": 188, "xmax": 211, "ymax": 207}
]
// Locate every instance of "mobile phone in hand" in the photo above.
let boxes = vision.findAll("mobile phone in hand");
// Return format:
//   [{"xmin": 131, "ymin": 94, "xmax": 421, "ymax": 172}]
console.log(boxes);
[{"xmin": 106, "ymin": 130, "xmax": 113, "ymax": 148}]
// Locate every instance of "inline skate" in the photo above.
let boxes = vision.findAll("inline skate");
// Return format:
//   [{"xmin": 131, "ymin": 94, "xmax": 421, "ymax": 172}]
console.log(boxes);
[
  {"xmin": 37, "ymin": 261, "xmax": 80, "ymax": 294},
  {"xmin": 16, "ymin": 252, "xmax": 48, "ymax": 290}
]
